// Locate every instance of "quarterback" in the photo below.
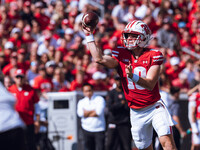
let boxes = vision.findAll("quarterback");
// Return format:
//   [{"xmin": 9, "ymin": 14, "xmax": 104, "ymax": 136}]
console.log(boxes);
[{"xmin": 82, "ymin": 20, "xmax": 177, "ymax": 150}]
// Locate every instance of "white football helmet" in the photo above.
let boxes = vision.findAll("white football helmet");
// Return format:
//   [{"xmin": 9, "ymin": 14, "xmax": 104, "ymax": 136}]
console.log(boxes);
[{"xmin": 122, "ymin": 20, "xmax": 152, "ymax": 50}]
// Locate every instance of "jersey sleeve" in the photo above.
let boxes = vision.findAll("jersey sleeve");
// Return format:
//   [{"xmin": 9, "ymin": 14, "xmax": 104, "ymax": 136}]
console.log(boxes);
[
  {"xmin": 150, "ymin": 50, "xmax": 164, "ymax": 66},
  {"xmin": 111, "ymin": 49, "xmax": 121, "ymax": 62}
]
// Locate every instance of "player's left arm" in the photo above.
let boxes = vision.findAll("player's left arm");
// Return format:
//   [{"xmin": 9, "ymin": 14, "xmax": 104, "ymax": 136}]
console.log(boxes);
[
  {"xmin": 126, "ymin": 63, "xmax": 160, "ymax": 91},
  {"xmin": 137, "ymin": 65, "xmax": 160, "ymax": 91}
]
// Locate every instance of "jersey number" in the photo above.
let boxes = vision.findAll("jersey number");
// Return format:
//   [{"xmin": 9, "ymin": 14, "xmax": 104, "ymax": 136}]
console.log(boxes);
[{"xmin": 127, "ymin": 66, "xmax": 146, "ymax": 90}]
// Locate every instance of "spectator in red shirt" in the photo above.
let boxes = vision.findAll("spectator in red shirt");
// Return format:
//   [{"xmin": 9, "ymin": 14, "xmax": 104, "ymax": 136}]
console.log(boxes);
[
  {"xmin": 61, "ymin": 18, "xmax": 69, "ymax": 29},
  {"xmin": 193, "ymin": 40, "xmax": 200, "ymax": 57},
  {"xmin": 9, "ymin": 27, "xmax": 22, "ymax": 48},
  {"xmin": 165, "ymin": 56, "xmax": 185, "ymax": 82},
  {"xmin": 180, "ymin": 30, "xmax": 193, "ymax": 50},
  {"xmin": 8, "ymin": 69, "xmax": 39, "ymax": 150},
  {"xmin": 2, "ymin": 52, "xmax": 18, "ymax": 76},
  {"xmin": 172, "ymin": 72, "xmax": 189, "ymax": 93},
  {"xmin": 88, "ymin": 71, "xmax": 108, "ymax": 91},
  {"xmin": 34, "ymin": 2, "xmax": 50, "ymax": 31},
  {"xmin": 33, "ymin": 64, "xmax": 54, "ymax": 94},
  {"xmin": 68, "ymin": 11, "xmax": 77, "ymax": 29},
  {"xmin": 21, "ymin": 25, "xmax": 35, "ymax": 46},
  {"xmin": 191, "ymin": 28, "xmax": 200, "ymax": 46},
  {"xmin": 7, "ymin": 2, "xmax": 21, "ymax": 28},
  {"xmin": 17, "ymin": 48, "xmax": 30, "ymax": 72},
  {"xmin": 59, "ymin": 19, "xmax": 70, "ymax": 36},
  {"xmin": 188, "ymin": 19, "xmax": 199, "ymax": 37},
  {"xmin": 70, "ymin": 70, "xmax": 85, "ymax": 91}
]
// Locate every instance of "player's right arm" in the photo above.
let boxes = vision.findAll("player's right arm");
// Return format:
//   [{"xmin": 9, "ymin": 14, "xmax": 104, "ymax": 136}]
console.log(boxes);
[{"xmin": 82, "ymin": 25, "xmax": 118, "ymax": 69}]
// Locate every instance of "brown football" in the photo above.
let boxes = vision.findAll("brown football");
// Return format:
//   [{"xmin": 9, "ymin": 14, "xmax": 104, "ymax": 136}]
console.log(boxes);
[{"xmin": 82, "ymin": 11, "xmax": 99, "ymax": 29}]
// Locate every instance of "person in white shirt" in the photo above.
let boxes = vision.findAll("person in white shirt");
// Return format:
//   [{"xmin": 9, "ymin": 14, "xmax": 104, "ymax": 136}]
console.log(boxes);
[
  {"xmin": 0, "ymin": 72, "xmax": 26, "ymax": 150},
  {"xmin": 77, "ymin": 83, "xmax": 106, "ymax": 150},
  {"xmin": 111, "ymin": 0, "xmax": 129, "ymax": 30}
]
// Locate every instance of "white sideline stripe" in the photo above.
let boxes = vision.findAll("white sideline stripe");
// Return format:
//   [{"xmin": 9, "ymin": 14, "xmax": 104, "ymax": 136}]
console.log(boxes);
[
  {"xmin": 150, "ymin": 49, "xmax": 159, "ymax": 52},
  {"xmin": 112, "ymin": 54, "xmax": 118, "ymax": 57},
  {"xmin": 153, "ymin": 59, "xmax": 163, "ymax": 62},
  {"xmin": 112, "ymin": 50, "xmax": 119, "ymax": 54},
  {"xmin": 153, "ymin": 55, "xmax": 163, "ymax": 58}
]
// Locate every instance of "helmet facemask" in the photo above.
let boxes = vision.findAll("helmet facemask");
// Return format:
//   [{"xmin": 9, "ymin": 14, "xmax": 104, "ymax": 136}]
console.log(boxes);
[{"xmin": 122, "ymin": 32, "xmax": 145, "ymax": 50}]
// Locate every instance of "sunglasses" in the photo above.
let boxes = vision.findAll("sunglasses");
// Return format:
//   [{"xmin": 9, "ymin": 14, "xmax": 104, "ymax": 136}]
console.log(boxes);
[{"xmin": 16, "ymin": 76, "xmax": 24, "ymax": 79}]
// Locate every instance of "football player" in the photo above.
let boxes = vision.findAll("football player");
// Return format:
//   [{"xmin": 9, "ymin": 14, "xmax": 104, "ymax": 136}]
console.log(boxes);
[
  {"xmin": 82, "ymin": 20, "xmax": 177, "ymax": 150},
  {"xmin": 188, "ymin": 84, "xmax": 200, "ymax": 150}
]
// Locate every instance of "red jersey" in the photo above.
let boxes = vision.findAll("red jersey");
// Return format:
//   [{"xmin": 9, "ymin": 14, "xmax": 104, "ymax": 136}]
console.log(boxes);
[
  {"xmin": 112, "ymin": 47, "xmax": 163, "ymax": 109},
  {"xmin": 8, "ymin": 84, "xmax": 39, "ymax": 125},
  {"xmin": 189, "ymin": 92, "xmax": 200, "ymax": 119}
]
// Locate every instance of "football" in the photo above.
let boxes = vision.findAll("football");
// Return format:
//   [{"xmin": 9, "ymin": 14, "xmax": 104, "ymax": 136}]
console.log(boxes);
[{"xmin": 82, "ymin": 11, "xmax": 99, "ymax": 29}]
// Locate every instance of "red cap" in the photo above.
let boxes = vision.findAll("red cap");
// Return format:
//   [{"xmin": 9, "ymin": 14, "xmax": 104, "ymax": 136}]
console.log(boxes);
[
  {"xmin": 14, "ymin": 69, "xmax": 25, "ymax": 77},
  {"xmin": 57, "ymin": 47, "xmax": 65, "ymax": 53},
  {"xmin": 17, "ymin": 48, "xmax": 26, "ymax": 54},
  {"xmin": 62, "ymin": 19, "xmax": 69, "ymax": 25},
  {"xmin": 174, "ymin": 14, "xmax": 182, "ymax": 21},
  {"xmin": 24, "ymin": 1, "xmax": 31, "ymax": 7}
]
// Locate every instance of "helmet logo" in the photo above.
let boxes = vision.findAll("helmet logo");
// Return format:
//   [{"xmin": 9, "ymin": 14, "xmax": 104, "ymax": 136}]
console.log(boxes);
[{"xmin": 141, "ymin": 24, "xmax": 151, "ymax": 35}]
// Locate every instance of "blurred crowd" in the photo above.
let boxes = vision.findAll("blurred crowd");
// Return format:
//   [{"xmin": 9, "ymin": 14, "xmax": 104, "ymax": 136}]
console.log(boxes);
[
  {"xmin": 0, "ymin": 0, "xmax": 199, "ymax": 93},
  {"xmin": 0, "ymin": 0, "xmax": 200, "ymax": 149}
]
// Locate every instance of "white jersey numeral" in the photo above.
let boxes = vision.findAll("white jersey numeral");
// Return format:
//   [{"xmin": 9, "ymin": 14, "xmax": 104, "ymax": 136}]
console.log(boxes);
[{"xmin": 127, "ymin": 66, "xmax": 146, "ymax": 90}]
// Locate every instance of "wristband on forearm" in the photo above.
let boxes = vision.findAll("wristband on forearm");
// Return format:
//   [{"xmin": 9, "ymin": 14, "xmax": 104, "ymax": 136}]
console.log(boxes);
[
  {"xmin": 85, "ymin": 34, "xmax": 95, "ymax": 43},
  {"xmin": 131, "ymin": 74, "xmax": 139, "ymax": 83},
  {"xmin": 191, "ymin": 122, "xmax": 199, "ymax": 133}
]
